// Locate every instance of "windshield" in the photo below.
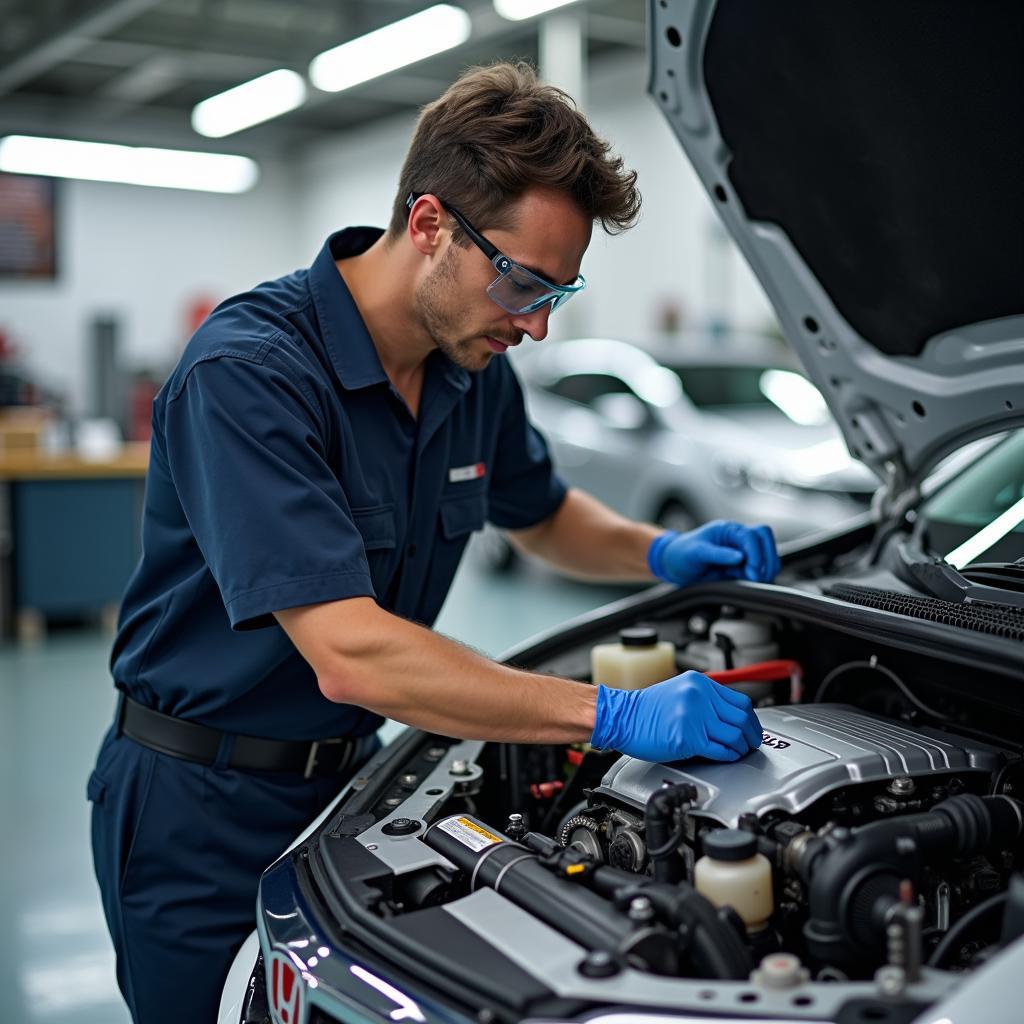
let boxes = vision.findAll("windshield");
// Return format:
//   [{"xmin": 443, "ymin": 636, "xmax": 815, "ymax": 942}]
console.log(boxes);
[
  {"xmin": 920, "ymin": 430, "xmax": 1024, "ymax": 566},
  {"xmin": 666, "ymin": 364, "xmax": 830, "ymax": 426}
]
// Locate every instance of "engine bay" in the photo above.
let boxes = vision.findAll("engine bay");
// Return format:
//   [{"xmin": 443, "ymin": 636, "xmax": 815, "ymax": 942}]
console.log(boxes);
[{"xmin": 300, "ymin": 586, "xmax": 1024, "ymax": 1019}]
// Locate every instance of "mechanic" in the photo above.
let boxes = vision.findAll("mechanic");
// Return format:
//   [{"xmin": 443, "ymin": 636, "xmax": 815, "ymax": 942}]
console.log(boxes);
[{"xmin": 88, "ymin": 62, "xmax": 778, "ymax": 1023}]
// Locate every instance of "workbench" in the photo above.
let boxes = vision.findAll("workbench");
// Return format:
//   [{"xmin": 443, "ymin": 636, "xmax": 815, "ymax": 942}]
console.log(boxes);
[{"xmin": 0, "ymin": 444, "xmax": 148, "ymax": 641}]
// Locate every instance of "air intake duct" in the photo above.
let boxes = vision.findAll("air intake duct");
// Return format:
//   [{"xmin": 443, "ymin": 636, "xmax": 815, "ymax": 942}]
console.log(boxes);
[{"xmin": 795, "ymin": 794, "xmax": 1024, "ymax": 972}]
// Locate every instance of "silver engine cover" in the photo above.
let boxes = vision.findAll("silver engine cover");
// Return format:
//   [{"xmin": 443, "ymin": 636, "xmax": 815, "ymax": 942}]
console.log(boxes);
[{"xmin": 598, "ymin": 704, "xmax": 1001, "ymax": 827}]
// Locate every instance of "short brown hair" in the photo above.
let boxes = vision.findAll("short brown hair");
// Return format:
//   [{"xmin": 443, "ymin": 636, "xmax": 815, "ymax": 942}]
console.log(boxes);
[{"xmin": 388, "ymin": 61, "xmax": 640, "ymax": 241}]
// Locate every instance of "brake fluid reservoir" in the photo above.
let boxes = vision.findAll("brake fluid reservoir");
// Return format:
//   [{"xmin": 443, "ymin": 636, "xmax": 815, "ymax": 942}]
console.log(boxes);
[
  {"xmin": 694, "ymin": 829, "xmax": 773, "ymax": 932},
  {"xmin": 590, "ymin": 627, "xmax": 676, "ymax": 690},
  {"xmin": 685, "ymin": 608, "xmax": 777, "ymax": 674}
]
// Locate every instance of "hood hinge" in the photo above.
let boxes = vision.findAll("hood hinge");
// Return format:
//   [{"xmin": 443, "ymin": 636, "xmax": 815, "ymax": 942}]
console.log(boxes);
[{"xmin": 876, "ymin": 457, "xmax": 918, "ymax": 523}]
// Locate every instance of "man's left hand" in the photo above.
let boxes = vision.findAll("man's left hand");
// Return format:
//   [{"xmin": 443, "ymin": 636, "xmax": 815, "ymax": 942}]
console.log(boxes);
[{"xmin": 647, "ymin": 520, "xmax": 780, "ymax": 587}]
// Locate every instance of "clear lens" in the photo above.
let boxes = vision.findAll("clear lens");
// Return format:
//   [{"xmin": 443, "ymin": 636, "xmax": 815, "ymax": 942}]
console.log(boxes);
[{"xmin": 486, "ymin": 263, "xmax": 584, "ymax": 315}]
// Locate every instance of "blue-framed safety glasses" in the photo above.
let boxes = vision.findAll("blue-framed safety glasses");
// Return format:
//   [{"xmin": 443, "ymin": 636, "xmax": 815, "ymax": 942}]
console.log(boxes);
[{"xmin": 406, "ymin": 192, "xmax": 586, "ymax": 315}]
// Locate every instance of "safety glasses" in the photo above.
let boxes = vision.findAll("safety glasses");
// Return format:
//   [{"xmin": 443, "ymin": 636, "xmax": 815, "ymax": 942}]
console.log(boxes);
[{"xmin": 406, "ymin": 192, "xmax": 586, "ymax": 315}]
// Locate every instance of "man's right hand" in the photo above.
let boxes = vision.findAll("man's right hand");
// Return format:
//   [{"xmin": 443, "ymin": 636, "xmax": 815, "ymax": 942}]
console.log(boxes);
[{"xmin": 590, "ymin": 671, "xmax": 763, "ymax": 763}]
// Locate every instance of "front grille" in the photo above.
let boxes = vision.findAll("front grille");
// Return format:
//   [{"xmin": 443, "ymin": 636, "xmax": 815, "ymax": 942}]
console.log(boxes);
[{"xmin": 824, "ymin": 583, "xmax": 1024, "ymax": 641}]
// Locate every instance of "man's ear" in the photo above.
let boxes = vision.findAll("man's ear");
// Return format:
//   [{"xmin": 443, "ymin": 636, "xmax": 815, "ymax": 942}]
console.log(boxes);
[{"xmin": 407, "ymin": 194, "xmax": 447, "ymax": 257}]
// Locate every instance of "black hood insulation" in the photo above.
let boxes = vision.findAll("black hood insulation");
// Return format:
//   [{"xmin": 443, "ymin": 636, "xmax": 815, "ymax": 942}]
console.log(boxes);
[{"xmin": 704, "ymin": 0, "xmax": 1024, "ymax": 356}]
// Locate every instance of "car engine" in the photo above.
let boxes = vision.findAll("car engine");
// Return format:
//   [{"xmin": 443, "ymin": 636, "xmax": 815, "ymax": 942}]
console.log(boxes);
[
  {"xmin": 298, "ymin": 593, "xmax": 1024, "ymax": 1023},
  {"xmin": 547, "ymin": 703, "xmax": 1014, "ymax": 976},
  {"xmin": 405, "ymin": 601, "xmax": 1024, "ymax": 992}
]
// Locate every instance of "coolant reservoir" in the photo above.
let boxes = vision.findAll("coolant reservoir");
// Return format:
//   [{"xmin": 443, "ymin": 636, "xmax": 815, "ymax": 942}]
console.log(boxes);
[
  {"xmin": 590, "ymin": 627, "xmax": 676, "ymax": 690},
  {"xmin": 684, "ymin": 607, "xmax": 778, "ymax": 674},
  {"xmin": 694, "ymin": 829, "xmax": 773, "ymax": 932}
]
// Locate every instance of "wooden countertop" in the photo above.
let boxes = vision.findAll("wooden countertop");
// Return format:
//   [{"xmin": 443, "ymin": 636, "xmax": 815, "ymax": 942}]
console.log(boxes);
[{"xmin": 0, "ymin": 443, "xmax": 150, "ymax": 479}]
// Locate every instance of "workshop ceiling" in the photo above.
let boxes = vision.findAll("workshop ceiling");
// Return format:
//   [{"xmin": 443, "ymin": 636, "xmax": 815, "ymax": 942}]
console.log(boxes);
[{"xmin": 0, "ymin": 0, "xmax": 645, "ymax": 156}]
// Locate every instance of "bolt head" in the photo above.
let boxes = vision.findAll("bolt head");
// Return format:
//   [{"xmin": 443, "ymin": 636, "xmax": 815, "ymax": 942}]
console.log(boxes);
[
  {"xmin": 874, "ymin": 965, "xmax": 906, "ymax": 997},
  {"xmin": 628, "ymin": 895, "xmax": 654, "ymax": 921},
  {"xmin": 578, "ymin": 950, "xmax": 620, "ymax": 978}
]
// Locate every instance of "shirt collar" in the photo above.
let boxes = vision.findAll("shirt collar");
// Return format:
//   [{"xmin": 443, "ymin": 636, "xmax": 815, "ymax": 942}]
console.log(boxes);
[
  {"xmin": 309, "ymin": 227, "xmax": 389, "ymax": 390},
  {"xmin": 308, "ymin": 227, "xmax": 471, "ymax": 396}
]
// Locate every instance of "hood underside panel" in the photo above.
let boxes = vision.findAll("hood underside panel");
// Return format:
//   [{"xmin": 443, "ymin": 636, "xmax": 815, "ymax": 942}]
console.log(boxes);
[
  {"xmin": 649, "ymin": 0, "xmax": 1024, "ymax": 486},
  {"xmin": 705, "ymin": 0, "xmax": 1023, "ymax": 358}
]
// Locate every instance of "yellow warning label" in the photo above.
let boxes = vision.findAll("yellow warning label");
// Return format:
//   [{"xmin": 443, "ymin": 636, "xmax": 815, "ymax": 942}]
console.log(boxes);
[
  {"xmin": 566, "ymin": 863, "xmax": 586, "ymax": 876},
  {"xmin": 437, "ymin": 815, "xmax": 503, "ymax": 852},
  {"xmin": 457, "ymin": 817, "xmax": 503, "ymax": 844}
]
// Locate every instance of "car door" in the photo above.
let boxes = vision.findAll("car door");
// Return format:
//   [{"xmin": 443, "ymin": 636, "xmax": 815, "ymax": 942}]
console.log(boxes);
[{"xmin": 532, "ymin": 369, "xmax": 656, "ymax": 509}]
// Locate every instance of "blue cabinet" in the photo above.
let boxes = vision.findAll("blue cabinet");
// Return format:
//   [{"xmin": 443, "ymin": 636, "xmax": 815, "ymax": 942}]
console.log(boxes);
[
  {"xmin": 11, "ymin": 477, "xmax": 143, "ymax": 618},
  {"xmin": 0, "ymin": 447, "xmax": 148, "ymax": 638}
]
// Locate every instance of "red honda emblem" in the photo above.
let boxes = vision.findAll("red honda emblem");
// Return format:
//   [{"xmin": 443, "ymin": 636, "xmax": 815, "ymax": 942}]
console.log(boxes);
[{"xmin": 268, "ymin": 951, "xmax": 305, "ymax": 1024}]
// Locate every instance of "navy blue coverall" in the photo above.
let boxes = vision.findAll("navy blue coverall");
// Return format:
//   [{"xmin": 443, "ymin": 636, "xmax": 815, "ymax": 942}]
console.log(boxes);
[{"xmin": 88, "ymin": 227, "xmax": 567, "ymax": 1022}]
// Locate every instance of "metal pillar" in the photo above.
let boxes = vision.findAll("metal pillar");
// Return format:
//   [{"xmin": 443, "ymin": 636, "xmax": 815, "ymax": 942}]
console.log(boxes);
[
  {"xmin": 539, "ymin": 9, "xmax": 588, "ymax": 340},
  {"xmin": 539, "ymin": 8, "xmax": 587, "ymax": 109}
]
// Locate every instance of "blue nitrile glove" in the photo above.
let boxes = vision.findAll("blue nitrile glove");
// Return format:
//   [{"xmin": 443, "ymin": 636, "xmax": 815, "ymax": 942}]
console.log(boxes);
[
  {"xmin": 647, "ymin": 520, "xmax": 780, "ymax": 586},
  {"xmin": 592, "ymin": 671, "xmax": 763, "ymax": 762}
]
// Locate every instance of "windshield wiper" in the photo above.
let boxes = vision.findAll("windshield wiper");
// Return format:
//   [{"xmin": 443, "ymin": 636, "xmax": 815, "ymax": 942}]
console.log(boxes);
[{"xmin": 897, "ymin": 545, "xmax": 1024, "ymax": 609}]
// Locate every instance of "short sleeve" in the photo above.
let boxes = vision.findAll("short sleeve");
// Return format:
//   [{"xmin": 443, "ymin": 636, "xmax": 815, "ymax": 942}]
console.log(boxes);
[
  {"xmin": 486, "ymin": 363, "xmax": 567, "ymax": 530},
  {"xmin": 163, "ymin": 345, "xmax": 376, "ymax": 629}
]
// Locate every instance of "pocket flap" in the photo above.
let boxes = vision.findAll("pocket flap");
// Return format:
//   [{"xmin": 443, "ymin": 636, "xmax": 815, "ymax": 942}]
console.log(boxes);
[
  {"xmin": 352, "ymin": 505, "xmax": 397, "ymax": 551},
  {"xmin": 440, "ymin": 494, "xmax": 487, "ymax": 540},
  {"xmin": 86, "ymin": 770, "xmax": 108, "ymax": 804}
]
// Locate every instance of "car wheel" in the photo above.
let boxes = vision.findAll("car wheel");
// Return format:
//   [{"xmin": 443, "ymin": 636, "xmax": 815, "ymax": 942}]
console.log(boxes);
[
  {"xmin": 473, "ymin": 526, "xmax": 518, "ymax": 573},
  {"xmin": 656, "ymin": 499, "xmax": 698, "ymax": 533}
]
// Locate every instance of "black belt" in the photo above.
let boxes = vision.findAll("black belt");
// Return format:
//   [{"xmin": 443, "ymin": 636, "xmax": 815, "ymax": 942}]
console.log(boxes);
[{"xmin": 118, "ymin": 696, "xmax": 366, "ymax": 779}]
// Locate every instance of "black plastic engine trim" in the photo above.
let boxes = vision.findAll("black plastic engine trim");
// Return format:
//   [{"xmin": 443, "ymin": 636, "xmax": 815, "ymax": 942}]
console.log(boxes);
[{"xmin": 825, "ymin": 583, "xmax": 1024, "ymax": 641}]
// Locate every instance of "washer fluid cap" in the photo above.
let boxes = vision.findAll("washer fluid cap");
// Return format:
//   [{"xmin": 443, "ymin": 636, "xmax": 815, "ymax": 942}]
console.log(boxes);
[
  {"xmin": 619, "ymin": 626, "xmax": 659, "ymax": 647},
  {"xmin": 703, "ymin": 828, "xmax": 757, "ymax": 861}
]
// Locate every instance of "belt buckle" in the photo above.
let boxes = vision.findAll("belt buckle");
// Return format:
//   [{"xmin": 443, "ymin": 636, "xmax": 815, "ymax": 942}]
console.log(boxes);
[{"xmin": 304, "ymin": 737, "xmax": 345, "ymax": 779}]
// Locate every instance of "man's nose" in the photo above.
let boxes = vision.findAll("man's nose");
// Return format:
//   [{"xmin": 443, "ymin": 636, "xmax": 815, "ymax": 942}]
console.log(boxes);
[{"xmin": 511, "ymin": 304, "xmax": 552, "ymax": 342}]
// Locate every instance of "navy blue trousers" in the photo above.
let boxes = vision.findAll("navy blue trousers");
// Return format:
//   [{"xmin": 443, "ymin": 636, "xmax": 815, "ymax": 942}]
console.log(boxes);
[{"xmin": 88, "ymin": 725, "xmax": 377, "ymax": 1024}]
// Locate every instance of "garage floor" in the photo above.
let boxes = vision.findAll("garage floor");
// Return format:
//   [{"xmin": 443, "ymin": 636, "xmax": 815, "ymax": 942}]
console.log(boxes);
[{"xmin": 0, "ymin": 548, "xmax": 631, "ymax": 1023}]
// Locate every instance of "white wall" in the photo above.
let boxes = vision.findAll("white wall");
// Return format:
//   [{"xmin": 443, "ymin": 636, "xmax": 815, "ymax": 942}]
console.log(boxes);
[
  {"xmin": 0, "ymin": 159, "xmax": 302, "ymax": 414},
  {"xmin": 296, "ymin": 111, "xmax": 416, "ymax": 259},
  {"xmin": 0, "ymin": 50, "xmax": 778, "ymax": 414},
  {"xmin": 576, "ymin": 53, "xmax": 775, "ymax": 342},
  {"xmin": 294, "ymin": 51, "xmax": 776, "ymax": 346}
]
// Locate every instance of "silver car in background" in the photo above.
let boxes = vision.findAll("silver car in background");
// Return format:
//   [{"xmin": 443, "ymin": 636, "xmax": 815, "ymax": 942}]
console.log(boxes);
[{"xmin": 477, "ymin": 335, "xmax": 876, "ymax": 570}]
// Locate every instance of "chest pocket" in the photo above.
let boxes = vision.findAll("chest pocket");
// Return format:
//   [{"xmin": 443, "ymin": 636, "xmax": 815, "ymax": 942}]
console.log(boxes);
[
  {"xmin": 440, "ymin": 491, "xmax": 487, "ymax": 540},
  {"xmin": 352, "ymin": 504, "xmax": 397, "ymax": 592}
]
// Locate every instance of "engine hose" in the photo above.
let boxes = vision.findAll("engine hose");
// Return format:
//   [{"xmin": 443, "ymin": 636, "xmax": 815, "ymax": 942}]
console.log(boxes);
[
  {"xmin": 646, "ymin": 783, "xmax": 697, "ymax": 885},
  {"xmin": 708, "ymin": 659, "xmax": 803, "ymax": 685},
  {"xmin": 558, "ymin": 860, "xmax": 750, "ymax": 979},
  {"xmin": 798, "ymin": 794, "xmax": 1024, "ymax": 972},
  {"xmin": 423, "ymin": 815, "xmax": 680, "ymax": 974},
  {"xmin": 641, "ymin": 879, "xmax": 752, "ymax": 979},
  {"xmin": 927, "ymin": 891, "xmax": 1009, "ymax": 968}
]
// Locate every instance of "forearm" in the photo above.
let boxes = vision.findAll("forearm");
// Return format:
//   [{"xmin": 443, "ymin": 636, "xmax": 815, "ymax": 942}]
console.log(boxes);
[
  {"xmin": 276, "ymin": 598, "xmax": 598, "ymax": 742},
  {"xmin": 509, "ymin": 488, "xmax": 661, "ymax": 581}
]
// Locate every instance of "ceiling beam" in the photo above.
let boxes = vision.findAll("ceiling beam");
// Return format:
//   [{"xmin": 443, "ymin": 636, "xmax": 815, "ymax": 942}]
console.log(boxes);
[
  {"xmin": 0, "ymin": 0, "xmax": 164, "ymax": 97},
  {"xmin": 585, "ymin": 12, "xmax": 647, "ymax": 49}
]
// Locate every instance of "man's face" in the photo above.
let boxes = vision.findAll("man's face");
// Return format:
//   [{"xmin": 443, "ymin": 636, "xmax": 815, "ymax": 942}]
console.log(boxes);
[{"xmin": 414, "ymin": 188, "xmax": 591, "ymax": 372}]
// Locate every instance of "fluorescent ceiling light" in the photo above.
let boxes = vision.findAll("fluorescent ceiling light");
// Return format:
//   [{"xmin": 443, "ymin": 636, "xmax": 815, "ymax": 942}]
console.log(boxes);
[
  {"xmin": 494, "ymin": 0, "xmax": 583, "ymax": 20},
  {"xmin": 0, "ymin": 135, "xmax": 258, "ymax": 193},
  {"xmin": 192, "ymin": 69, "xmax": 306, "ymax": 138},
  {"xmin": 309, "ymin": 4, "xmax": 471, "ymax": 93}
]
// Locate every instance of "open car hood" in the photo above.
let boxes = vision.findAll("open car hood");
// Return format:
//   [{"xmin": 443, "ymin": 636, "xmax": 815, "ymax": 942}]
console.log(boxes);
[{"xmin": 649, "ymin": 0, "xmax": 1024, "ymax": 500}]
